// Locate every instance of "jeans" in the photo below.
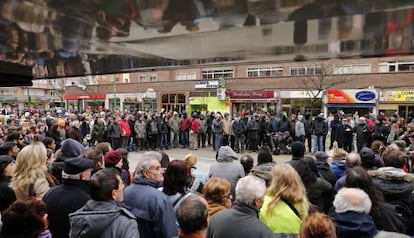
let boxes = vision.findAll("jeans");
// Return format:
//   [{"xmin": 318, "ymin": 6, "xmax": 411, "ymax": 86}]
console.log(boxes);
[
  {"xmin": 314, "ymin": 135, "xmax": 325, "ymax": 152},
  {"xmin": 181, "ymin": 130, "xmax": 189, "ymax": 147},
  {"xmin": 214, "ymin": 133, "xmax": 223, "ymax": 151},
  {"xmin": 170, "ymin": 131, "xmax": 179, "ymax": 148},
  {"xmin": 160, "ymin": 133, "xmax": 168, "ymax": 149}
]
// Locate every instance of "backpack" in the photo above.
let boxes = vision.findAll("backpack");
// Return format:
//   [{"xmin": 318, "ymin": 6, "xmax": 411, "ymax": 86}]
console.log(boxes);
[{"xmin": 232, "ymin": 120, "xmax": 245, "ymax": 135}]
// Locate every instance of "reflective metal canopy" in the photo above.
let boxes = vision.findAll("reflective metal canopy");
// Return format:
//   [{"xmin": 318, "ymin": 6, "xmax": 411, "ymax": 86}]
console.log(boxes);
[{"xmin": 0, "ymin": 0, "xmax": 414, "ymax": 80}]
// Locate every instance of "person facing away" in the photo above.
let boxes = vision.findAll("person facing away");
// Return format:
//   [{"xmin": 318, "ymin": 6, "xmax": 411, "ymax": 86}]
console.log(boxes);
[
  {"xmin": 69, "ymin": 168, "xmax": 139, "ymax": 238},
  {"xmin": 207, "ymin": 175, "xmax": 274, "ymax": 238},
  {"xmin": 176, "ymin": 194, "xmax": 209, "ymax": 238},
  {"xmin": 43, "ymin": 157, "xmax": 95, "ymax": 238},
  {"xmin": 123, "ymin": 155, "xmax": 178, "ymax": 238}
]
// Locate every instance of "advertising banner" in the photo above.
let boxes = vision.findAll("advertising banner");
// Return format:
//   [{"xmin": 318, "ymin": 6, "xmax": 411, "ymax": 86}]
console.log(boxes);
[
  {"xmin": 327, "ymin": 89, "xmax": 377, "ymax": 104},
  {"xmin": 380, "ymin": 90, "xmax": 414, "ymax": 102}
]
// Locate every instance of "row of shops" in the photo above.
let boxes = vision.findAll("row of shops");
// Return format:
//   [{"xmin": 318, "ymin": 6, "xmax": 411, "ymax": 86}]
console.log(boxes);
[{"xmin": 62, "ymin": 88, "xmax": 414, "ymax": 119}]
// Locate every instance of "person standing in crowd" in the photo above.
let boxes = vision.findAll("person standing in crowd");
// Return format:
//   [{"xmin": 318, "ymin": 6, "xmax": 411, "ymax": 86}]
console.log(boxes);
[
  {"xmin": 336, "ymin": 117, "xmax": 354, "ymax": 153},
  {"xmin": 0, "ymin": 155, "xmax": 16, "ymax": 214},
  {"xmin": 134, "ymin": 113, "xmax": 147, "ymax": 151},
  {"xmin": 232, "ymin": 114, "xmax": 246, "ymax": 153},
  {"xmin": 250, "ymin": 149, "xmax": 275, "ymax": 186},
  {"xmin": 222, "ymin": 112, "xmax": 231, "ymax": 146},
  {"xmin": 158, "ymin": 115, "xmax": 169, "ymax": 150},
  {"xmin": 180, "ymin": 112, "xmax": 191, "ymax": 149},
  {"xmin": 211, "ymin": 113, "xmax": 224, "ymax": 152},
  {"xmin": 79, "ymin": 117, "xmax": 90, "ymax": 145},
  {"xmin": 119, "ymin": 115, "xmax": 131, "ymax": 149},
  {"xmin": 176, "ymin": 194, "xmax": 209, "ymax": 238},
  {"xmin": 168, "ymin": 111, "xmax": 180, "ymax": 149},
  {"xmin": 67, "ymin": 120, "xmax": 83, "ymax": 143},
  {"xmin": 329, "ymin": 114, "xmax": 341, "ymax": 150},
  {"xmin": 43, "ymin": 157, "xmax": 95, "ymax": 238},
  {"xmin": 303, "ymin": 113, "xmax": 313, "ymax": 153},
  {"xmin": 0, "ymin": 198, "xmax": 52, "ymax": 238},
  {"xmin": 287, "ymin": 141, "xmax": 306, "ymax": 170},
  {"xmin": 69, "ymin": 168, "xmax": 139, "ymax": 238},
  {"xmin": 11, "ymin": 142, "xmax": 50, "ymax": 200},
  {"xmin": 198, "ymin": 113, "xmax": 207, "ymax": 148},
  {"xmin": 260, "ymin": 163, "xmax": 309, "ymax": 236},
  {"xmin": 246, "ymin": 114, "xmax": 260, "ymax": 152},
  {"xmin": 207, "ymin": 175, "xmax": 274, "ymax": 238},
  {"xmin": 314, "ymin": 151, "xmax": 337, "ymax": 187},
  {"xmin": 313, "ymin": 113, "xmax": 328, "ymax": 152},
  {"xmin": 207, "ymin": 111, "xmax": 215, "ymax": 147},
  {"xmin": 207, "ymin": 146, "xmax": 245, "ymax": 199},
  {"xmin": 355, "ymin": 117, "xmax": 372, "ymax": 152},
  {"xmin": 202, "ymin": 177, "xmax": 232, "ymax": 217},
  {"xmin": 104, "ymin": 150, "xmax": 130, "ymax": 185},
  {"xmin": 123, "ymin": 155, "xmax": 178, "ymax": 238},
  {"xmin": 190, "ymin": 112, "xmax": 200, "ymax": 150},
  {"xmin": 295, "ymin": 114, "xmax": 305, "ymax": 143},
  {"xmin": 106, "ymin": 115, "xmax": 121, "ymax": 150},
  {"xmin": 147, "ymin": 114, "xmax": 160, "ymax": 150},
  {"xmin": 127, "ymin": 115, "xmax": 136, "ymax": 151},
  {"xmin": 91, "ymin": 117, "xmax": 106, "ymax": 146}
]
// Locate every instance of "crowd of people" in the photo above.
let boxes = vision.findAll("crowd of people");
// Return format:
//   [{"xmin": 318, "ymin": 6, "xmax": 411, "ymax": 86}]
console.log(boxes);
[{"xmin": 0, "ymin": 108, "xmax": 414, "ymax": 238}]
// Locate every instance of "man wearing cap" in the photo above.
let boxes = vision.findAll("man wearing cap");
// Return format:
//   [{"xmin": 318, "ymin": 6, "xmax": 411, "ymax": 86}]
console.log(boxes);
[
  {"xmin": 123, "ymin": 153, "xmax": 178, "ymax": 238},
  {"xmin": 43, "ymin": 157, "xmax": 95, "ymax": 238}
]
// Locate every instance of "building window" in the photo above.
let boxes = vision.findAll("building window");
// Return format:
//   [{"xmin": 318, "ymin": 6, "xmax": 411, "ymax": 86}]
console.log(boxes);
[
  {"xmin": 176, "ymin": 72, "xmax": 197, "ymax": 80},
  {"xmin": 0, "ymin": 89, "xmax": 17, "ymax": 95},
  {"xmin": 247, "ymin": 67, "xmax": 283, "ymax": 77},
  {"xmin": 149, "ymin": 75, "xmax": 157, "ymax": 81},
  {"xmin": 202, "ymin": 69, "xmax": 234, "ymax": 79},
  {"xmin": 49, "ymin": 90, "xmax": 58, "ymax": 97},
  {"xmin": 139, "ymin": 76, "xmax": 146, "ymax": 82},
  {"xmin": 124, "ymin": 78, "xmax": 130, "ymax": 83},
  {"xmin": 290, "ymin": 66, "xmax": 323, "ymax": 76},
  {"xmin": 334, "ymin": 64, "xmax": 371, "ymax": 74},
  {"xmin": 379, "ymin": 61, "xmax": 414, "ymax": 72}
]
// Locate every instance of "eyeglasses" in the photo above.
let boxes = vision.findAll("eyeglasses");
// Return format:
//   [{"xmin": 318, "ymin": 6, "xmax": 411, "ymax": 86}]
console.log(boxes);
[
  {"xmin": 222, "ymin": 194, "xmax": 233, "ymax": 200},
  {"xmin": 19, "ymin": 137, "xmax": 24, "ymax": 140}
]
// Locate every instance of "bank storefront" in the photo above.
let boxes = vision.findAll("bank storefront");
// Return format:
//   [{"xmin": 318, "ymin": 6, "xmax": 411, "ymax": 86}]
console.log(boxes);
[
  {"xmin": 379, "ymin": 90, "xmax": 414, "ymax": 120},
  {"xmin": 325, "ymin": 89, "xmax": 377, "ymax": 115}
]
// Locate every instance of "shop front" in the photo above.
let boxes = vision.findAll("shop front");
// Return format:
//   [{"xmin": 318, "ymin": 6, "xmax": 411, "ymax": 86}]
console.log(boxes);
[
  {"xmin": 64, "ymin": 94, "xmax": 106, "ymax": 112},
  {"xmin": 0, "ymin": 97, "xmax": 18, "ymax": 109},
  {"xmin": 325, "ymin": 89, "xmax": 377, "ymax": 116},
  {"xmin": 228, "ymin": 90, "xmax": 277, "ymax": 115},
  {"xmin": 379, "ymin": 89, "xmax": 414, "ymax": 121},
  {"xmin": 279, "ymin": 90, "xmax": 322, "ymax": 116}
]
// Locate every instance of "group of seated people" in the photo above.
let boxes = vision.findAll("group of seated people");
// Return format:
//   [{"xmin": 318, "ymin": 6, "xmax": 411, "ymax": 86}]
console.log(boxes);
[{"xmin": 1, "ymin": 133, "xmax": 414, "ymax": 238}]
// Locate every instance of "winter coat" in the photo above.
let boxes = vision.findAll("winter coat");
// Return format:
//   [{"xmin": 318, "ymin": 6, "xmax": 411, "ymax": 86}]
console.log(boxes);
[
  {"xmin": 69, "ymin": 200, "xmax": 139, "ymax": 238},
  {"xmin": 119, "ymin": 119, "xmax": 131, "ymax": 137},
  {"xmin": 207, "ymin": 202, "xmax": 275, "ymax": 238},
  {"xmin": 0, "ymin": 178, "xmax": 16, "ymax": 214},
  {"xmin": 222, "ymin": 118, "xmax": 231, "ymax": 135},
  {"xmin": 246, "ymin": 119, "xmax": 260, "ymax": 139},
  {"xmin": 134, "ymin": 120, "xmax": 146, "ymax": 139},
  {"xmin": 330, "ymin": 211, "xmax": 378, "ymax": 238},
  {"xmin": 180, "ymin": 117, "xmax": 192, "ymax": 132},
  {"xmin": 43, "ymin": 180, "xmax": 90, "ymax": 238},
  {"xmin": 316, "ymin": 159, "xmax": 337, "ymax": 187},
  {"xmin": 295, "ymin": 120, "xmax": 305, "ymax": 137},
  {"xmin": 91, "ymin": 123, "xmax": 106, "ymax": 142},
  {"xmin": 313, "ymin": 118, "xmax": 328, "ymax": 136},
  {"xmin": 107, "ymin": 121, "xmax": 120, "ymax": 139},
  {"xmin": 355, "ymin": 123, "xmax": 371, "ymax": 144},
  {"xmin": 211, "ymin": 119, "xmax": 224, "ymax": 134},
  {"xmin": 331, "ymin": 160, "xmax": 346, "ymax": 178},
  {"xmin": 199, "ymin": 119, "xmax": 207, "ymax": 133},
  {"xmin": 67, "ymin": 126, "xmax": 83, "ymax": 143},
  {"xmin": 169, "ymin": 116, "xmax": 180, "ymax": 133},
  {"xmin": 158, "ymin": 119, "xmax": 169, "ymax": 134},
  {"xmin": 123, "ymin": 178, "xmax": 178, "ymax": 238},
  {"xmin": 260, "ymin": 196, "xmax": 308, "ymax": 237},
  {"xmin": 191, "ymin": 118, "xmax": 200, "ymax": 134},
  {"xmin": 306, "ymin": 177, "xmax": 333, "ymax": 213}
]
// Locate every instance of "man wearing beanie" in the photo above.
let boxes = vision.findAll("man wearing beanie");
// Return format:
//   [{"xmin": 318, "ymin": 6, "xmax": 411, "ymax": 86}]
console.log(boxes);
[
  {"xmin": 207, "ymin": 146, "xmax": 245, "ymax": 198},
  {"xmin": 43, "ymin": 157, "xmax": 94, "ymax": 238},
  {"xmin": 104, "ymin": 150, "xmax": 130, "ymax": 185},
  {"xmin": 250, "ymin": 149, "xmax": 275, "ymax": 187},
  {"xmin": 287, "ymin": 141, "xmax": 305, "ymax": 169}
]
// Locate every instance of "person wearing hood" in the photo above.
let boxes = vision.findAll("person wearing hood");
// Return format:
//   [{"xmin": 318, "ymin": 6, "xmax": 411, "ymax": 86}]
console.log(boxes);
[
  {"xmin": 329, "ymin": 114, "xmax": 341, "ymax": 150},
  {"xmin": 69, "ymin": 168, "xmax": 139, "ymax": 238},
  {"xmin": 303, "ymin": 113, "xmax": 313, "ymax": 153},
  {"xmin": 314, "ymin": 151, "xmax": 337, "ymax": 187},
  {"xmin": 336, "ymin": 117, "xmax": 354, "ymax": 153},
  {"xmin": 207, "ymin": 146, "xmax": 245, "ymax": 199},
  {"xmin": 211, "ymin": 113, "xmax": 224, "ymax": 152},
  {"xmin": 180, "ymin": 112, "xmax": 192, "ymax": 148},
  {"xmin": 330, "ymin": 187, "xmax": 410, "ymax": 238},
  {"xmin": 312, "ymin": 113, "xmax": 328, "ymax": 152},
  {"xmin": 250, "ymin": 148, "xmax": 275, "ymax": 186}
]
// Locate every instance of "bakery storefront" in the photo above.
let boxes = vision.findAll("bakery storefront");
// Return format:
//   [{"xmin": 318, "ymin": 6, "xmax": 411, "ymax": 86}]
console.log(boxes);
[
  {"xmin": 227, "ymin": 90, "xmax": 277, "ymax": 115},
  {"xmin": 325, "ymin": 89, "xmax": 377, "ymax": 115},
  {"xmin": 379, "ymin": 90, "xmax": 414, "ymax": 120}
]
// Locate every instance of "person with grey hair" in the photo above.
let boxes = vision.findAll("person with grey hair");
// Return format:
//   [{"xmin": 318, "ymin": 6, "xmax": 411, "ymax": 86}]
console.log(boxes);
[
  {"xmin": 123, "ymin": 156, "xmax": 177, "ymax": 238},
  {"xmin": 333, "ymin": 152, "xmax": 361, "ymax": 194},
  {"xmin": 68, "ymin": 120, "xmax": 83, "ymax": 143},
  {"xmin": 330, "ymin": 188, "xmax": 410, "ymax": 238},
  {"xmin": 207, "ymin": 175, "xmax": 274, "ymax": 238}
]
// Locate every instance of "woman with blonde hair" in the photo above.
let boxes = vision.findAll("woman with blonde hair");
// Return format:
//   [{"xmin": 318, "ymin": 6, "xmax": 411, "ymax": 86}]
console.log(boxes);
[
  {"xmin": 260, "ymin": 163, "xmax": 309, "ymax": 236},
  {"xmin": 202, "ymin": 177, "xmax": 232, "ymax": 217},
  {"xmin": 11, "ymin": 142, "xmax": 50, "ymax": 200}
]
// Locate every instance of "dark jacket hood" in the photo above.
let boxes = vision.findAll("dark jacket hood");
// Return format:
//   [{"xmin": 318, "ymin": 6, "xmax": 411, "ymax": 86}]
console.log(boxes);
[{"xmin": 330, "ymin": 211, "xmax": 378, "ymax": 238}]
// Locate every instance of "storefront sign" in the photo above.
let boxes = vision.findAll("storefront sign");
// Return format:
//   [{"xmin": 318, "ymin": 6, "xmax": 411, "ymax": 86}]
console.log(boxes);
[
  {"xmin": 327, "ymin": 89, "xmax": 377, "ymax": 104},
  {"xmin": 145, "ymin": 88, "xmax": 156, "ymax": 99},
  {"xmin": 64, "ymin": 94, "xmax": 106, "ymax": 100},
  {"xmin": 194, "ymin": 80, "xmax": 219, "ymax": 89},
  {"xmin": 380, "ymin": 90, "xmax": 414, "ymax": 102},
  {"xmin": 228, "ymin": 91, "xmax": 275, "ymax": 99}
]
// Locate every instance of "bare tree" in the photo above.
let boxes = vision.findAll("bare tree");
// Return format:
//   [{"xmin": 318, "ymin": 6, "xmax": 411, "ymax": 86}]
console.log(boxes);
[
  {"xmin": 78, "ymin": 76, "xmax": 112, "ymax": 106},
  {"xmin": 290, "ymin": 61, "xmax": 355, "ymax": 111},
  {"xmin": 47, "ymin": 78, "xmax": 67, "ymax": 106}
]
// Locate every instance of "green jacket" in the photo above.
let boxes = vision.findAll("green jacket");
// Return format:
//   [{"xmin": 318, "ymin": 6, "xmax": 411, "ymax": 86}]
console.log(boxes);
[{"xmin": 259, "ymin": 195, "xmax": 308, "ymax": 236}]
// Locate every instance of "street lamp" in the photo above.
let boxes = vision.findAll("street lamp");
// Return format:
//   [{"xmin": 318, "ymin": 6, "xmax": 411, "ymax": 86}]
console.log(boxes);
[{"xmin": 113, "ymin": 77, "xmax": 117, "ymax": 110}]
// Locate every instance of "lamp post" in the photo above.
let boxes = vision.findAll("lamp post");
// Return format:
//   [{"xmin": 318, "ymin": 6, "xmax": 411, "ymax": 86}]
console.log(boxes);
[{"xmin": 113, "ymin": 77, "xmax": 117, "ymax": 110}]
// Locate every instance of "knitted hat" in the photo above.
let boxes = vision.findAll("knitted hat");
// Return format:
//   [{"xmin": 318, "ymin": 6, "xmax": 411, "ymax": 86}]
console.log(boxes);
[
  {"xmin": 104, "ymin": 150, "xmax": 123, "ymax": 167},
  {"xmin": 60, "ymin": 139, "xmax": 85, "ymax": 160},
  {"xmin": 257, "ymin": 149, "xmax": 273, "ymax": 165},
  {"xmin": 63, "ymin": 157, "xmax": 94, "ymax": 175},
  {"xmin": 291, "ymin": 141, "xmax": 305, "ymax": 158}
]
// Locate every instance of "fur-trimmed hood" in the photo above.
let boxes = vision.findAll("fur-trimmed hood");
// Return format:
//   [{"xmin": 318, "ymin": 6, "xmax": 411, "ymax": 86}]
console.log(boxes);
[{"xmin": 367, "ymin": 167, "xmax": 414, "ymax": 183}]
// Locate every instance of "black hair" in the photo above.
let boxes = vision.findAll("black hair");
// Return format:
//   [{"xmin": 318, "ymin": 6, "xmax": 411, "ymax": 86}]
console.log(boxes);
[
  {"xmin": 89, "ymin": 168, "xmax": 120, "ymax": 201},
  {"xmin": 296, "ymin": 156, "xmax": 319, "ymax": 186},
  {"xmin": 42, "ymin": 137, "xmax": 55, "ymax": 149},
  {"xmin": 0, "ymin": 142, "xmax": 16, "ymax": 156}
]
